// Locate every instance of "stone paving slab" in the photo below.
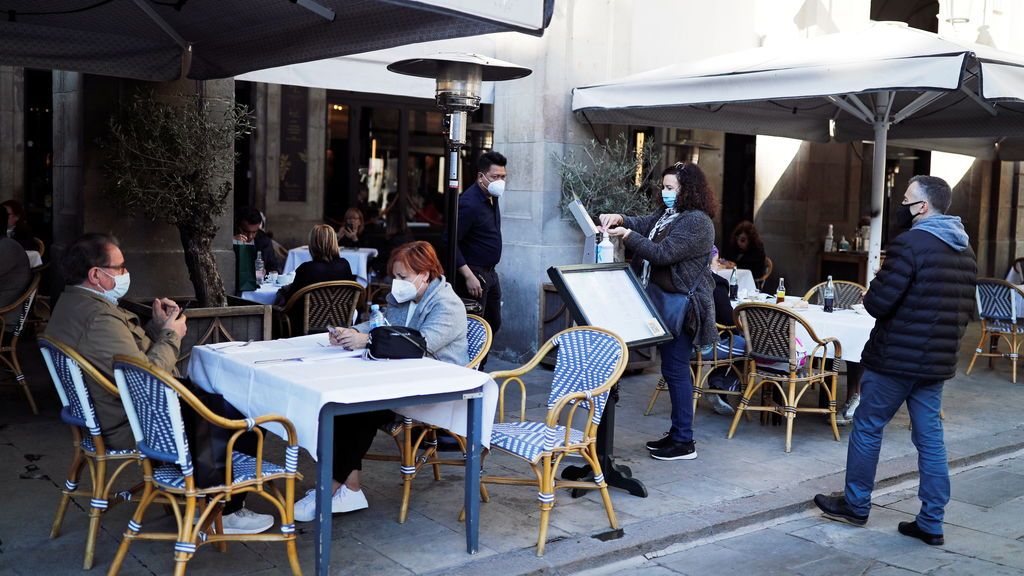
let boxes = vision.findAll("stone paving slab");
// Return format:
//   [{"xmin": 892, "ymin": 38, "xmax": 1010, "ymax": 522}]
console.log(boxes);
[{"xmin": 2, "ymin": 322, "xmax": 1024, "ymax": 575}]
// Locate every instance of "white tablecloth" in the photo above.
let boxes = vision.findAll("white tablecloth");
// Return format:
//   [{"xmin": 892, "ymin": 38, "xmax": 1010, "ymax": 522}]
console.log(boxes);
[
  {"xmin": 283, "ymin": 247, "xmax": 378, "ymax": 286},
  {"xmin": 188, "ymin": 333, "xmax": 497, "ymax": 458},
  {"xmin": 741, "ymin": 295, "xmax": 875, "ymax": 362},
  {"xmin": 716, "ymin": 268, "xmax": 758, "ymax": 296},
  {"xmin": 241, "ymin": 285, "xmax": 281, "ymax": 305},
  {"xmin": 25, "ymin": 250, "xmax": 42, "ymax": 268}
]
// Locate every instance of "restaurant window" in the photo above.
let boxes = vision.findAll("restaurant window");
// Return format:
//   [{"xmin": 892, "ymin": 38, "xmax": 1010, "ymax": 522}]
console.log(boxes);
[
  {"xmin": 359, "ymin": 106, "xmax": 401, "ymax": 223},
  {"xmin": 324, "ymin": 102, "xmax": 350, "ymax": 222},
  {"xmin": 407, "ymin": 109, "xmax": 447, "ymax": 226}
]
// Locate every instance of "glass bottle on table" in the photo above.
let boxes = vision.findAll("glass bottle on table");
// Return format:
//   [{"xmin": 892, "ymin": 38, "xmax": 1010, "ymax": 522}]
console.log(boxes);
[
  {"xmin": 776, "ymin": 277, "xmax": 786, "ymax": 304},
  {"xmin": 823, "ymin": 275, "xmax": 835, "ymax": 313},
  {"xmin": 729, "ymin": 268, "xmax": 739, "ymax": 300},
  {"xmin": 254, "ymin": 251, "xmax": 265, "ymax": 284}
]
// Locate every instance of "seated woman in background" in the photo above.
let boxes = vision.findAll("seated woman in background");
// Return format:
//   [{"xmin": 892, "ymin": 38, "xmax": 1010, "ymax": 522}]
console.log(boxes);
[
  {"xmin": 337, "ymin": 207, "xmax": 365, "ymax": 248},
  {"xmin": 701, "ymin": 247, "xmax": 746, "ymax": 416},
  {"xmin": 292, "ymin": 241, "xmax": 467, "ymax": 521},
  {"xmin": 2, "ymin": 199, "xmax": 36, "ymax": 251},
  {"xmin": 274, "ymin": 224, "xmax": 354, "ymax": 309},
  {"xmin": 721, "ymin": 220, "xmax": 767, "ymax": 279}
]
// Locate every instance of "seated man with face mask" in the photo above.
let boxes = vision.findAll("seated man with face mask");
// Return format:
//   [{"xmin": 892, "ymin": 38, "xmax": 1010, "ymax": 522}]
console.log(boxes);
[
  {"xmin": 45, "ymin": 233, "xmax": 277, "ymax": 535},
  {"xmin": 292, "ymin": 241, "xmax": 467, "ymax": 521}
]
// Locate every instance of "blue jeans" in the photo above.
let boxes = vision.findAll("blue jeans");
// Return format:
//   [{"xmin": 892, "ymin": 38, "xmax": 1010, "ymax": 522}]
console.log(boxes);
[
  {"xmin": 844, "ymin": 369, "xmax": 949, "ymax": 534},
  {"xmin": 660, "ymin": 329, "xmax": 696, "ymax": 443}
]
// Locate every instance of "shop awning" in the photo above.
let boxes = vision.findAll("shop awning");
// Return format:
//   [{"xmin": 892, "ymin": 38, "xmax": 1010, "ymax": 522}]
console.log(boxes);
[{"xmin": 0, "ymin": 0, "xmax": 553, "ymax": 81}]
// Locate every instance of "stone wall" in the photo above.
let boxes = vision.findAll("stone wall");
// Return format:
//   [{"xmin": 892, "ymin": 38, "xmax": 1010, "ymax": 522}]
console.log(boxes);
[{"xmin": 0, "ymin": 66, "xmax": 23, "ymax": 203}]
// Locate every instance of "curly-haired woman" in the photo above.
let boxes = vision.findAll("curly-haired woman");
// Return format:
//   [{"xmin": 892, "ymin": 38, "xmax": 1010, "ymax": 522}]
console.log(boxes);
[
  {"xmin": 600, "ymin": 162, "xmax": 717, "ymax": 461},
  {"xmin": 722, "ymin": 220, "xmax": 767, "ymax": 279}
]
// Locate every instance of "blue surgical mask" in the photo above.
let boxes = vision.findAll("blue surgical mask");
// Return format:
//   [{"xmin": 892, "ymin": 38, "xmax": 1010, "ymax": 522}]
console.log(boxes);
[
  {"xmin": 98, "ymin": 269, "xmax": 131, "ymax": 304},
  {"xmin": 662, "ymin": 188, "xmax": 677, "ymax": 210}
]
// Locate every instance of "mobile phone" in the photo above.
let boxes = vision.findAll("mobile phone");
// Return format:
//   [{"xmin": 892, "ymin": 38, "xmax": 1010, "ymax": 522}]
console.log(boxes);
[{"xmin": 177, "ymin": 301, "xmax": 192, "ymax": 319}]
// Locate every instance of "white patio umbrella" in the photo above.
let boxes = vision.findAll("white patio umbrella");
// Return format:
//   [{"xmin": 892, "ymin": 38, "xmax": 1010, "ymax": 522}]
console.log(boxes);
[
  {"xmin": 0, "ymin": 0, "xmax": 552, "ymax": 81},
  {"xmin": 572, "ymin": 21, "xmax": 1024, "ymax": 280}
]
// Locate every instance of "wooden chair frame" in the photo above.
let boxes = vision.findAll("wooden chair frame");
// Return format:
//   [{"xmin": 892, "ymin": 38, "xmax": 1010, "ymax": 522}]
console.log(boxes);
[
  {"xmin": 365, "ymin": 314, "xmax": 494, "ymax": 523},
  {"xmin": 727, "ymin": 303, "xmax": 843, "ymax": 453},
  {"xmin": 644, "ymin": 323, "xmax": 750, "ymax": 417},
  {"xmin": 965, "ymin": 277, "xmax": 1024, "ymax": 383},
  {"xmin": 755, "ymin": 256, "xmax": 774, "ymax": 290},
  {"xmin": 275, "ymin": 280, "xmax": 364, "ymax": 337},
  {"xmin": 1, "ymin": 272, "xmax": 40, "ymax": 414},
  {"xmin": 108, "ymin": 356, "xmax": 303, "ymax": 576},
  {"xmin": 481, "ymin": 327, "xmax": 628, "ymax": 556},
  {"xmin": 39, "ymin": 335, "xmax": 143, "ymax": 569},
  {"xmin": 802, "ymin": 280, "xmax": 867, "ymax": 309}
]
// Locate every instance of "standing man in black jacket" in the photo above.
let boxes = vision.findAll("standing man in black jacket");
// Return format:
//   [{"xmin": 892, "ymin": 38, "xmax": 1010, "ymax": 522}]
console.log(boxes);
[
  {"xmin": 455, "ymin": 151, "xmax": 506, "ymax": 341},
  {"xmin": 814, "ymin": 175, "xmax": 976, "ymax": 546}
]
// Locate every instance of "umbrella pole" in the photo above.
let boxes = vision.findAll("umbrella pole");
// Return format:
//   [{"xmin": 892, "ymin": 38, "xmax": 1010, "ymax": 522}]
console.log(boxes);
[{"xmin": 867, "ymin": 99, "xmax": 891, "ymax": 283}]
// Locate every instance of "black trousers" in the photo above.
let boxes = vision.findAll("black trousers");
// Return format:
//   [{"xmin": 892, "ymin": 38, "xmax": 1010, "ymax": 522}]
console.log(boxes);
[
  {"xmin": 332, "ymin": 410, "xmax": 393, "ymax": 482},
  {"xmin": 456, "ymin": 267, "xmax": 502, "ymax": 335}
]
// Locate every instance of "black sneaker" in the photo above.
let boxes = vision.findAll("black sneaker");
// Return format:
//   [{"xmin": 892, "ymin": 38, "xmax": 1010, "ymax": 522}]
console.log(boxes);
[
  {"xmin": 898, "ymin": 521, "xmax": 944, "ymax": 546},
  {"xmin": 645, "ymin": 434, "xmax": 674, "ymax": 452},
  {"xmin": 813, "ymin": 494, "xmax": 868, "ymax": 526},
  {"xmin": 650, "ymin": 440, "xmax": 697, "ymax": 461}
]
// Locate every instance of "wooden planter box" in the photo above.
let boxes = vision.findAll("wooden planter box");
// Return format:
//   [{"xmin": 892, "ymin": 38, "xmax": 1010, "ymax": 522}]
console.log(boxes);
[{"xmin": 122, "ymin": 295, "xmax": 271, "ymax": 377}]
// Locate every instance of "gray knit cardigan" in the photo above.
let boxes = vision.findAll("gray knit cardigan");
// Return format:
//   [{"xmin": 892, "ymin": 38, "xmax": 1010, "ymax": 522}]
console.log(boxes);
[{"xmin": 623, "ymin": 209, "xmax": 717, "ymax": 346}]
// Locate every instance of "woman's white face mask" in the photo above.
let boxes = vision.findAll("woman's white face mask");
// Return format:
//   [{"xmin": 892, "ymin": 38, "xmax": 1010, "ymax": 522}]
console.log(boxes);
[{"xmin": 391, "ymin": 274, "xmax": 423, "ymax": 303}]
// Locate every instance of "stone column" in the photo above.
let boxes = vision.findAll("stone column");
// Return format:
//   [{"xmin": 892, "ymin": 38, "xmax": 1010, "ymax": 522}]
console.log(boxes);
[
  {"xmin": 0, "ymin": 66, "xmax": 24, "ymax": 203},
  {"xmin": 50, "ymin": 71, "xmax": 84, "ymax": 296}
]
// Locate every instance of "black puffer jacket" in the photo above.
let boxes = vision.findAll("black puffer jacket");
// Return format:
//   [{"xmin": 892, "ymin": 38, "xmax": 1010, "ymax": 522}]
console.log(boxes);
[{"xmin": 860, "ymin": 219, "xmax": 977, "ymax": 381}]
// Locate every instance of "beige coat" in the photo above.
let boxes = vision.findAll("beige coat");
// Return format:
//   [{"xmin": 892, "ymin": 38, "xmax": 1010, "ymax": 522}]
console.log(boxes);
[{"xmin": 45, "ymin": 287, "xmax": 181, "ymax": 450}]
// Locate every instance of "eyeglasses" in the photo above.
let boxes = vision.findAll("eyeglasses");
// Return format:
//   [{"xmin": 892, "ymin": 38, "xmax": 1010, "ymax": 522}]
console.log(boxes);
[{"xmin": 99, "ymin": 264, "xmax": 128, "ymax": 274}]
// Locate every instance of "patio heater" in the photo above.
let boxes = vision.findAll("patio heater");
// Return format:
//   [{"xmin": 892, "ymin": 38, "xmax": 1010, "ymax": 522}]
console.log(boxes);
[{"xmin": 388, "ymin": 53, "xmax": 531, "ymax": 277}]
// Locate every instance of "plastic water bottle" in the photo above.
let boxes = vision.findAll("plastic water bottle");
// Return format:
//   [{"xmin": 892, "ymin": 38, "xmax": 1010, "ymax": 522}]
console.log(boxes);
[
  {"xmin": 254, "ymin": 252, "xmax": 265, "ymax": 284},
  {"xmin": 596, "ymin": 233, "xmax": 615, "ymax": 263},
  {"xmin": 776, "ymin": 277, "xmax": 786, "ymax": 304},
  {"xmin": 729, "ymin": 268, "xmax": 739, "ymax": 300},
  {"xmin": 823, "ymin": 275, "xmax": 835, "ymax": 313},
  {"xmin": 369, "ymin": 304, "xmax": 388, "ymax": 328}
]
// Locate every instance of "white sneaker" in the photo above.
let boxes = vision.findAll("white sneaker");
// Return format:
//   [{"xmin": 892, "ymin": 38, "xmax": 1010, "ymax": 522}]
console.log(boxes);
[
  {"xmin": 221, "ymin": 507, "xmax": 274, "ymax": 534},
  {"xmin": 294, "ymin": 486, "xmax": 369, "ymax": 522},
  {"xmin": 707, "ymin": 393, "xmax": 735, "ymax": 416},
  {"xmin": 842, "ymin": 393, "xmax": 861, "ymax": 421}
]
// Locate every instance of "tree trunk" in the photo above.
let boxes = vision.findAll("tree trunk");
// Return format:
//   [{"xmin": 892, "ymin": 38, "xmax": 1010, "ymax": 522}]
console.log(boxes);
[{"xmin": 179, "ymin": 225, "xmax": 228, "ymax": 307}]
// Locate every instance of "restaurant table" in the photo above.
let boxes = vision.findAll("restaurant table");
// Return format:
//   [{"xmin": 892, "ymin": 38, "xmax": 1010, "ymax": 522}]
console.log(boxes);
[
  {"xmin": 740, "ymin": 295, "xmax": 874, "ymax": 362},
  {"xmin": 25, "ymin": 250, "xmax": 42, "ymax": 268},
  {"xmin": 283, "ymin": 247, "xmax": 378, "ymax": 286},
  {"xmin": 715, "ymin": 268, "xmax": 758, "ymax": 296},
  {"xmin": 188, "ymin": 334, "xmax": 498, "ymax": 576}
]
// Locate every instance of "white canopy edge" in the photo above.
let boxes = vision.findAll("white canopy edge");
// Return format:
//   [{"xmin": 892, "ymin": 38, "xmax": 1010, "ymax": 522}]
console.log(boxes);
[
  {"xmin": 236, "ymin": 34, "xmax": 499, "ymax": 102},
  {"xmin": 406, "ymin": 0, "xmax": 547, "ymax": 31}
]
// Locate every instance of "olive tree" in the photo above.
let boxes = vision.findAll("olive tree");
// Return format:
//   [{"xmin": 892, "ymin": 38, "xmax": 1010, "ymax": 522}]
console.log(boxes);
[{"xmin": 104, "ymin": 90, "xmax": 253, "ymax": 307}]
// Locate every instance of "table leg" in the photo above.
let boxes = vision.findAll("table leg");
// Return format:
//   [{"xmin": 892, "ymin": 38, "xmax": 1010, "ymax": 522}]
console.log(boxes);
[
  {"xmin": 464, "ymin": 394, "xmax": 482, "ymax": 554},
  {"xmin": 315, "ymin": 407, "xmax": 335, "ymax": 576}
]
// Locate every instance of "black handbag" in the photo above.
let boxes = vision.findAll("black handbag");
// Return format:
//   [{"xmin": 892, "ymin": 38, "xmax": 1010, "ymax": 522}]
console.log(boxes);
[
  {"xmin": 646, "ymin": 281, "xmax": 695, "ymax": 338},
  {"xmin": 366, "ymin": 326, "xmax": 431, "ymax": 360}
]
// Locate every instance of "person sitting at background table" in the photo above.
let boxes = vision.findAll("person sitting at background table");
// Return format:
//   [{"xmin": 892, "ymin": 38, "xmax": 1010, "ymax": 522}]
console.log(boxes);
[
  {"xmin": 0, "ymin": 236, "xmax": 32, "ymax": 327},
  {"xmin": 233, "ymin": 207, "xmax": 280, "ymax": 273},
  {"xmin": 292, "ymin": 241, "xmax": 467, "ymax": 521},
  {"xmin": 337, "ymin": 207, "xmax": 365, "ymax": 248},
  {"xmin": 2, "ymin": 199, "xmax": 37, "ymax": 251},
  {"xmin": 701, "ymin": 246, "xmax": 745, "ymax": 416},
  {"xmin": 45, "ymin": 233, "xmax": 275, "ymax": 534},
  {"xmin": 274, "ymin": 224, "xmax": 354, "ymax": 309},
  {"xmin": 721, "ymin": 220, "xmax": 767, "ymax": 279}
]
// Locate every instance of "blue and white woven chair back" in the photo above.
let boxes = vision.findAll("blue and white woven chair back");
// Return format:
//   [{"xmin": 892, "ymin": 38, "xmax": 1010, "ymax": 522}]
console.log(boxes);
[
  {"xmin": 466, "ymin": 315, "xmax": 490, "ymax": 370},
  {"xmin": 976, "ymin": 280, "xmax": 1015, "ymax": 324},
  {"xmin": 39, "ymin": 339, "xmax": 100, "ymax": 435},
  {"xmin": 113, "ymin": 361, "xmax": 192, "ymax": 473},
  {"xmin": 548, "ymin": 329, "xmax": 624, "ymax": 427}
]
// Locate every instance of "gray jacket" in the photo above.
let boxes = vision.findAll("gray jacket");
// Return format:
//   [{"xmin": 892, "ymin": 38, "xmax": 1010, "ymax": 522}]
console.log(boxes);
[
  {"xmin": 623, "ymin": 209, "xmax": 717, "ymax": 346},
  {"xmin": 0, "ymin": 237, "xmax": 32, "ymax": 328},
  {"xmin": 355, "ymin": 276, "xmax": 468, "ymax": 366}
]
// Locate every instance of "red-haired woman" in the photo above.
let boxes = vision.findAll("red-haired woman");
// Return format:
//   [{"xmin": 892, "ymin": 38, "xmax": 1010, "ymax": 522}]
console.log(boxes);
[
  {"xmin": 599, "ymin": 162, "xmax": 717, "ymax": 462},
  {"xmin": 293, "ymin": 241, "xmax": 467, "ymax": 521}
]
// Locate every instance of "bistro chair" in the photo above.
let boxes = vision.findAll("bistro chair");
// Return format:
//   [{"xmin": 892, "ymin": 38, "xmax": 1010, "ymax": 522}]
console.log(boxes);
[
  {"xmin": 965, "ymin": 278, "xmax": 1024, "ymax": 383},
  {"xmin": 108, "ymin": 356, "xmax": 302, "ymax": 576},
  {"xmin": 644, "ymin": 323, "xmax": 749, "ymax": 417},
  {"xmin": 754, "ymin": 257, "xmax": 774, "ymax": 290},
  {"xmin": 33, "ymin": 236, "xmax": 46, "ymax": 256},
  {"xmin": 481, "ymin": 327, "xmax": 627, "ymax": 556},
  {"xmin": 1011, "ymin": 257, "xmax": 1024, "ymax": 283},
  {"xmin": 802, "ymin": 280, "xmax": 866, "ymax": 309},
  {"xmin": 276, "ymin": 280, "xmax": 364, "ymax": 337},
  {"xmin": 38, "ymin": 336, "xmax": 142, "ymax": 570},
  {"xmin": 727, "ymin": 303, "xmax": 842, "ymax": 453},
  {"xmin": 1, "ymin": 271, "xmax": 40, "ymax": 414},
  {"xmin": 367, "ymin": 314, "xmax": 493, "ymax": 523}
]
